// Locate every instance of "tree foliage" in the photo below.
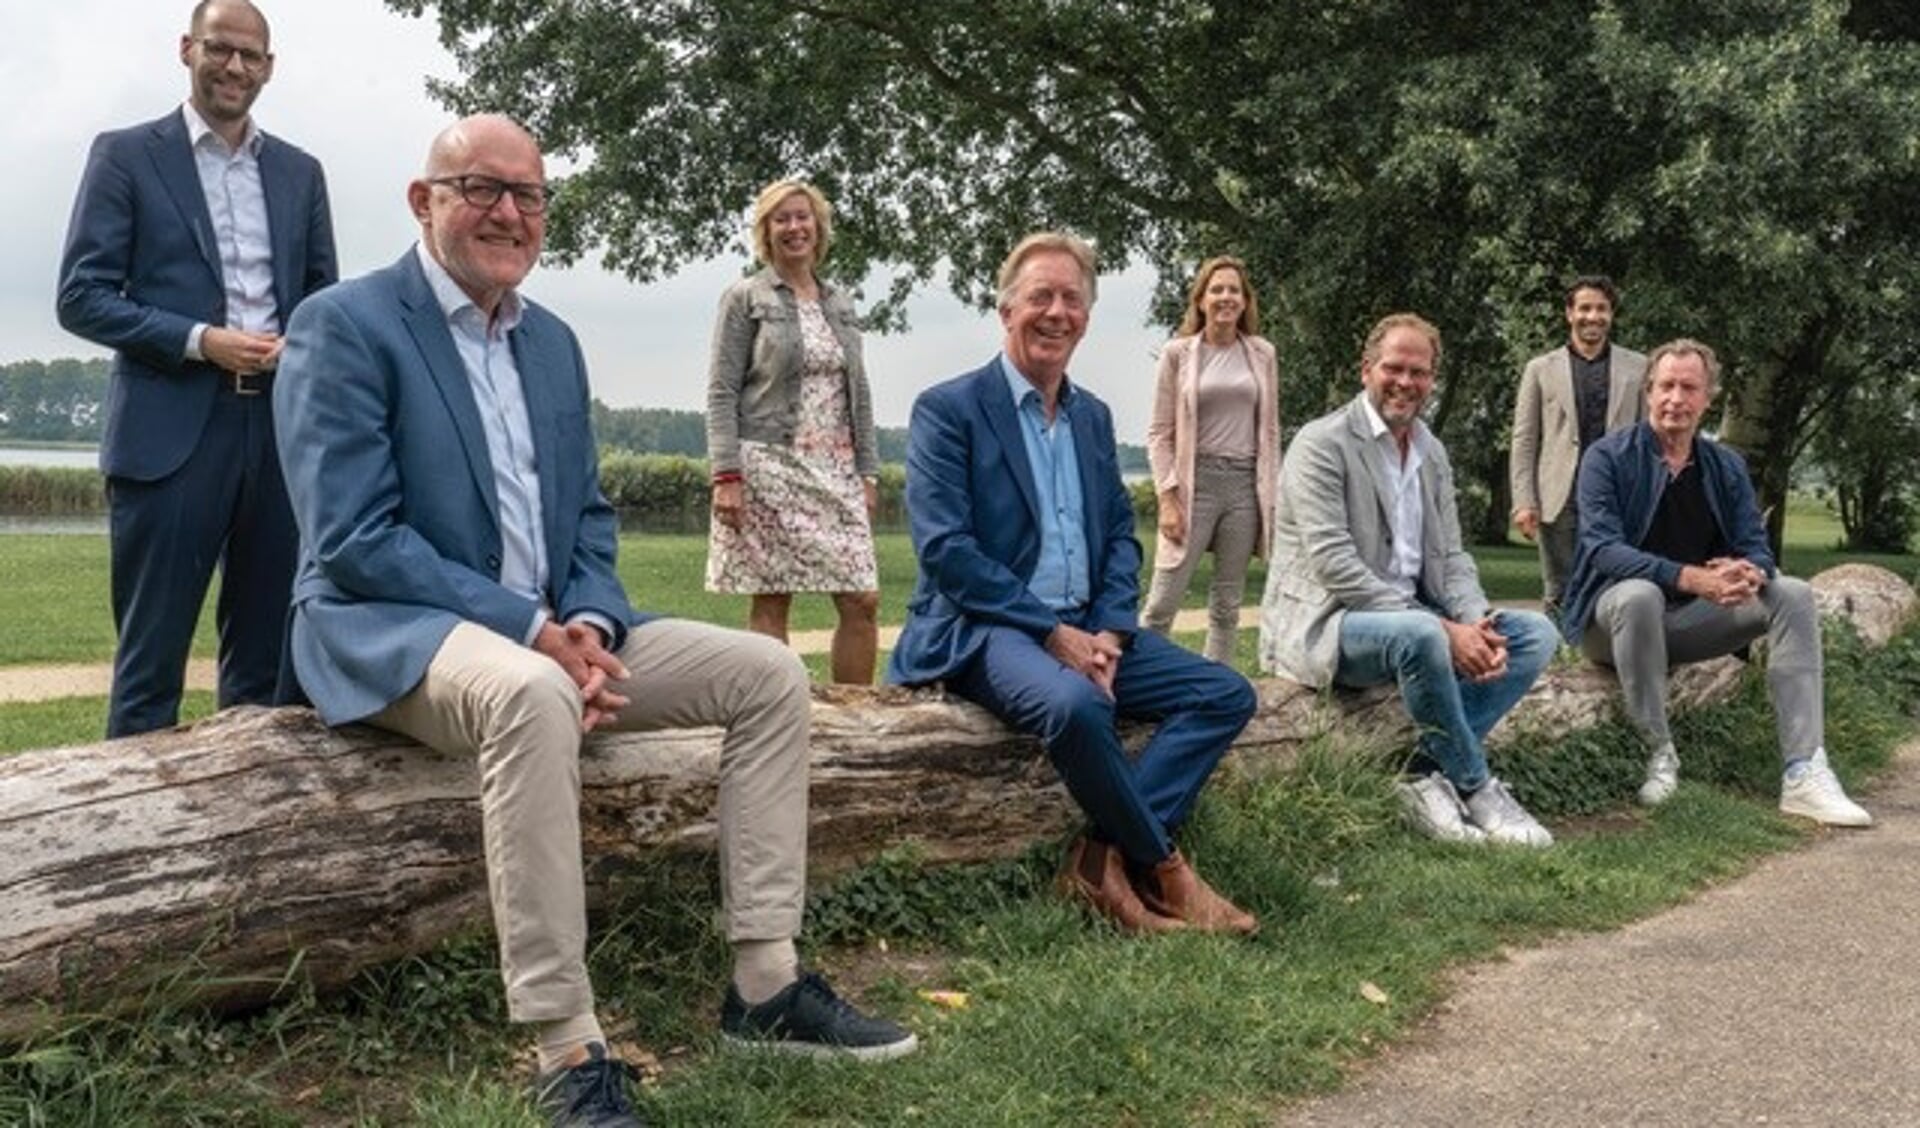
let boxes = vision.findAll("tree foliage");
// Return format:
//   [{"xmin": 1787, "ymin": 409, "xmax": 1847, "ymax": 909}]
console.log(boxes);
[{"xmin": 392, "ymin": 0, "xmax": 1920, "ymax": 547}]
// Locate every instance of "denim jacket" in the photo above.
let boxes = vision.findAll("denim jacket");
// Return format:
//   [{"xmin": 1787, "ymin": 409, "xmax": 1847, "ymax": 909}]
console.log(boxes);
[
  {"xmin": 1559, "ymin": 421, "xmax": 1776, "ymax": 644},
  {"xmin": 704, "ymin": 266, "xmax": 877, "ymax": 476}
]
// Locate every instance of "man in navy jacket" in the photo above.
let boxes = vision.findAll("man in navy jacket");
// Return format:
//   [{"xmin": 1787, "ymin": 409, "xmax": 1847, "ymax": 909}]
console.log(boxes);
[
  {"xmin": 1561, "ymin": 339, "xmax": 1869, "ymax": 825},
  {"xmin": 890, "ymin": 232, "xmax": 1259, "ymax": 936},
  {"xmin": 56, "ymin": 0, "xmax": 336, "ymax": 735}
]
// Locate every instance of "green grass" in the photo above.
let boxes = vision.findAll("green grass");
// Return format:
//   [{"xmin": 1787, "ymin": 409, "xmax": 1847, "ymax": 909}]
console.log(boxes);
[
  {"xmin": 3, "ymin": 494, "xmax": 1906, "ymax": 669},
  {"xmin": 0, "ymin": 694, "xmax": 215, "ymax": 754},
  {"xmin": 4, "ymin": 623, "xmax": 1915, "ymax": 1125}
]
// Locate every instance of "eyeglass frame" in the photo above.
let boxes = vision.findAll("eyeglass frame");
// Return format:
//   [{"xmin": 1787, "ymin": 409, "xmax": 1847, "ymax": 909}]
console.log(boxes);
[
  {"xmin": 427, "ymin": 175, "xmax": 553, "ymax": 215},
  {"xmin": 193, "ymin": 37, "xmax": 272, "ymax": 72}
]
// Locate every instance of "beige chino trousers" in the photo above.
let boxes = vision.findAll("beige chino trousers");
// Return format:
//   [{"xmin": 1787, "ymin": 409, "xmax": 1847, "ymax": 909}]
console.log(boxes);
[{"xmin": 372, "ymin": 617, "xmax": 812, "ymax": 1023}]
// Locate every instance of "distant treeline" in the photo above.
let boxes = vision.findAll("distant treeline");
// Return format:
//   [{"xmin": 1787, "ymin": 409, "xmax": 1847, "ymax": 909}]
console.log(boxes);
[
  {"xmin": 590, "ymin": 401, "xmax": 1150, "ymax": 473},
  {"xmin": 0, "ymin": 366, "xmax": 1148, "ymax": 474}
]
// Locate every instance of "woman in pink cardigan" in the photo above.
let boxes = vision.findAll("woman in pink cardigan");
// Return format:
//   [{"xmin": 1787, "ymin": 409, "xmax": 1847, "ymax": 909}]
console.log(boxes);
[{"xmin": 1142, "ymin": 256, "xmax": 1281, "ymax": 664}]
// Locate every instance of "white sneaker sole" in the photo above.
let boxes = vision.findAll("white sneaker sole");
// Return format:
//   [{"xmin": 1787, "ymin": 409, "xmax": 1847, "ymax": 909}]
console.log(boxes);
[
  {"xmin": 1778, "ymin": 799, "xmax": 1872, "ymax": 828},
  {"xmin": 722, "ymin": 1031, "xmax": 920, "ymax": 1061}
]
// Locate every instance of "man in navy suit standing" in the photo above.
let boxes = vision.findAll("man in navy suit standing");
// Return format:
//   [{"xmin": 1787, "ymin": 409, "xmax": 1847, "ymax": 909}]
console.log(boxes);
[
  {"xmin": 889, "ymin": 233, "xmax": 1260, "ymax": 937},
  {"xmin": 276, "ymin": 115, "xmax": 913, "ymax": 1127},
  {"xmin": 56, "ymin": 0, "xmax": 336, "ymax": 736}
]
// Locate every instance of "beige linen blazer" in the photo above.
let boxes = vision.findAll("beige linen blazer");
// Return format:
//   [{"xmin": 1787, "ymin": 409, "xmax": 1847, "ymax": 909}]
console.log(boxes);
[
  {"xmin": 1507, "ymin": 343, "xmax": 1648, "ymax": 524},
  {"xmin": 1257, "ymin": 396, "xmax": 1491, "ymax": 687},
  {"xmin": 1144, "ymin": 333, "xmax": 1281, "ymax": 570}
]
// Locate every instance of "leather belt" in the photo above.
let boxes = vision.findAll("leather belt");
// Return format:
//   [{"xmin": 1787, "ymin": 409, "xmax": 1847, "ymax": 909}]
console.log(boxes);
[{"xmin": 224, "ymin": 371, "xmax": 274, "ymax": 396}]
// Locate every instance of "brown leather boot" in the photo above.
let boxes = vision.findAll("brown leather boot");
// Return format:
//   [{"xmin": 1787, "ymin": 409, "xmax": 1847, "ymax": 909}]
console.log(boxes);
[
  {"xmin": 1055, "ymin": 835, "xmax": 1187, "ymax": 934},
  {"xmin": 1135, "ymin": 849, "xmax": 1259, "ymax": 936}
]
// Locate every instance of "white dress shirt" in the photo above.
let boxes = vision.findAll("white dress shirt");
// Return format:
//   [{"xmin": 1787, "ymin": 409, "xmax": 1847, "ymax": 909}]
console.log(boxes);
[
  {"xmin": 1359, "ymin": 394, "xmax": 1429, "ymax": 601},
  {"xmin": 181, "ymin": 102, "xmax": 278, "ymax": 360}
]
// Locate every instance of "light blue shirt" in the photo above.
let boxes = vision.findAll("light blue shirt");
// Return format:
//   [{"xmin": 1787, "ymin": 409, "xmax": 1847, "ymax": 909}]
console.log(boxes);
[
  {"xmin": 181, "ymin": 102, "xmax": 278, "ymax": 361},
  {"xmin": 1001, "ymin": 353, "xmax": 1089, "ymax": 612},
  {"xmin": 416, "ymin": 244, "xmax": 553, "ymax": 643}
]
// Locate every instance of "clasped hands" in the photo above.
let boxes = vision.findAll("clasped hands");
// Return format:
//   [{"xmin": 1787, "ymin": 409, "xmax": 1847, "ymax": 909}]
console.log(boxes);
[
  {"xmin": 1045, "ymin": 623, "xmax": 1125, "ymax": 698},
  {"xmin": 1443, "ymin": 616, "xmax": 1511, "ymax": 683},
  {"xmin": 534, "ymin": 619, "xmax": 630, "ymax": 732},
  {"xmin": 1682, "ymin": 557, "xmax": 1765, "ymax": 607},
  {"xmin": 202, "ymin": 326, "xmax": 284, "ymax": 376}
]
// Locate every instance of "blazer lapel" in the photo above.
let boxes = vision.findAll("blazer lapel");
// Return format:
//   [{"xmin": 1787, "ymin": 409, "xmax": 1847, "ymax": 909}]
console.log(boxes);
[
  {"xmin": 1546, "ymin": 348, "xmax": 1575, "ymax": 419},
  {"xmin": 1068, "ymin": 390, "xmax": 1107, "ymax": 570},
  {"xmin": 1347, "ymin": 399, "xmax": 1399, "ymax": 527},
  {"xmin": 146, "ymin": 115, "xmax": 221, "ymax": 285},
  {"xmin": 509, "ymin": 313, "xmax": 569, "ymax": 573},
  {"xmin": 395, "ymin": 254, "xmax": 501, "ymax": 538},
  {"xmin": 256, "ymin": 136, "xmax": 296, "ymax": 323},
  {"xmin": 1606, "ymin": 358, "xmax": 1638, "ymax": 430},
  {"xmin": 978, "ymin": 367, "xmax": 1043, "ymax": 530}
]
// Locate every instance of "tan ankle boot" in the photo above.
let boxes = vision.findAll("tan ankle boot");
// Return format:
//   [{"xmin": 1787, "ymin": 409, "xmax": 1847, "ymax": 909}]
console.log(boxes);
[
  {"xmin": 1055, "ymin": 835, "xmax": 1187, "ymax": 934},
  {"xmin": 1135, "ymin": 849, "xmax": 1259, "ymax": 936}
]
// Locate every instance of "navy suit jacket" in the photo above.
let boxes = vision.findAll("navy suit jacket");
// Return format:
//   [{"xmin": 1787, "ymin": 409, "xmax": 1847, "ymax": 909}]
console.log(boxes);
[
  {"xmin": 274, "ymin": 251, "xmax": 644, "ymax": 724},
  {"xmin": 887, "ymin": 358, "xmax": 1142, "ymax": 686},
  {"xmin": 56, "ymin": 108, "xmax": 336, "ymax": 481},
  {"xmin": 1559, "ymin": 422, "xmax": 1775, "ymax": 646}
]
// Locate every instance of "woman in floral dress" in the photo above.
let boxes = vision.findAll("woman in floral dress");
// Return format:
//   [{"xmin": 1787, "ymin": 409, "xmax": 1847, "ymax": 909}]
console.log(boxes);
[{"xmin": 705, "ymin": 180, "xmax": 881, "ymax": 683}]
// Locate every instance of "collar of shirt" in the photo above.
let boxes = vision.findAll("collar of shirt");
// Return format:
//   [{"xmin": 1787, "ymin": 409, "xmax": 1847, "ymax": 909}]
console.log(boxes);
[
  {"xmin": 1356, "ymin": 392, "xmax": 1431, "ymax": 456},
  {"xmin": 415, "ymin": 243, "xmax": 525, "ymax": 337},
  {"xmin": 181, "ymin": 100, "xmax": 261, "ymax": 157},
  {"xmin": 999, "ymin": 352, "xmax": 1075, "ymax": 418}
]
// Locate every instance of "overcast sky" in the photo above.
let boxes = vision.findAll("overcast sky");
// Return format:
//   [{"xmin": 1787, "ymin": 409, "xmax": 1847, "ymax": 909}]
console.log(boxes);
[{"xmin": 4, "ymin": 0, "xmax": 1171, "ymax": 439}]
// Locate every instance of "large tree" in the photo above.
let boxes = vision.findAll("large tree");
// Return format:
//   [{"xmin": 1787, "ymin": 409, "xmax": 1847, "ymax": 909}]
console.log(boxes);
[{"xmin": 392, "ymin": 0, "xmax": 1920, "ymax": 547}]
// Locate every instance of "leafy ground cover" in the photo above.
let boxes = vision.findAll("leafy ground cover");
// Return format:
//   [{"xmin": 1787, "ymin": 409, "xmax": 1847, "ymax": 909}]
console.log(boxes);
[{"xmin": 4, "ymin": 621, "xmax": 1916, "ymax": 1125}]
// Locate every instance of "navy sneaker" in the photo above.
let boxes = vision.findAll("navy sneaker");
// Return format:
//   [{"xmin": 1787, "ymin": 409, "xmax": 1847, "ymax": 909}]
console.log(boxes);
[
  {"xmin": 720, "ymin": 971, "xmax": 919, "ymax": 1061},
  {"xmin": 532, "ymin": 1042, "xmax": 644, "ymax": 1127}
]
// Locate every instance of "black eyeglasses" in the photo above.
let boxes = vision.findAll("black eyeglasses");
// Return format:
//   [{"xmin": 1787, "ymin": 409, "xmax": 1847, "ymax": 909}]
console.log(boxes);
[
  {"xmin": 429, "ymin": 175, "xmax": 552, "ymax": 215},
  {"xmin": 195, "ymin": 38, "xmax": 271, "ymax": 71}
]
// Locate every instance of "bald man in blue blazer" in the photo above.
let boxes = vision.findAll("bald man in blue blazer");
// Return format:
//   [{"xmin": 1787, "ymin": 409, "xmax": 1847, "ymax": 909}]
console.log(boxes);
[
  {"xmin": 276, "ymin": 116, "xmax": 913, "ymax": 1119},
  {"xmin": 55, "ymin": 1, "xmax": 336, "ymax": 736}
]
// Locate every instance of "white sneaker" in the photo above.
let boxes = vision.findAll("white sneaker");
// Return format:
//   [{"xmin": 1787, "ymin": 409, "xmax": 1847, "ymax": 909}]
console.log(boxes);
[
  {"xmin": 1780, "ymin": 749, "xmax": 1872, "ymax": 828},
  {"xmin": 1638, "ymin": 744, "xmax": 1680, "ymax": 807},
  {"xmin": 1463, "ymin": 777, "xmax": 1554, "ymax": 848},
  {"xmin": 1396, "ymin": 772, "xmax": 1487, "ymax": 843}
]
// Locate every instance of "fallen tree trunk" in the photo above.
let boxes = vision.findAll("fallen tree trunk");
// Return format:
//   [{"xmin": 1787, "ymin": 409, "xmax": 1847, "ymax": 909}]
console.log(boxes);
[{"xmin": 1, "ymin": 565, "xmax": 1910, "ymax": 1040}]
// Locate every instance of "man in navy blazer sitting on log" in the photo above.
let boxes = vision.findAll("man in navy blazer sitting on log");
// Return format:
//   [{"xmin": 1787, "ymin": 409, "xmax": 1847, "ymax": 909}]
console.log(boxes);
[
  {"xmin": 888, "ymin": 232, "xmax": 1259, "ymax": 936},
  {"xmin": 275, "ymin": 114, "xmax": 911, "ymax": 1128}
]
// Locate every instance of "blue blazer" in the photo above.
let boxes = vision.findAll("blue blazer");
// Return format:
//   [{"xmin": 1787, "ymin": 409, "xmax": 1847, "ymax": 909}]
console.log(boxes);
[
  {"xmin": 1559, "ymin": 421, "xmax": 1776, "ymax": 645},
  {"xmin": 887, "ymin": 359, "xmax": 1142, "ymax": 686},
  {"xmin": 274, "ymin": 251, "xmax": 643, "ymax": 724},
  {"xmin": 56, "ymin": 108, "xmax": 336, "ymax": 481}
]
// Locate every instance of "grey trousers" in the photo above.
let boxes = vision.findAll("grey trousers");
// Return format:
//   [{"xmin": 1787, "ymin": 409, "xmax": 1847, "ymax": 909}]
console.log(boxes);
[
  {"xmin": 1143, "ymin": 455, "xmax": 1260, "ymax": 665},
  {"xmin": 1536, "ymin": 510, "xmax": 1579, "ymax": 618},
  {"xmin": 1581, "ymin": 576, "xmax": 1822, "ymax": 761},
  {"xmin": 372, "ymin": 618, "xmax": 812, "ymax": 1023}
]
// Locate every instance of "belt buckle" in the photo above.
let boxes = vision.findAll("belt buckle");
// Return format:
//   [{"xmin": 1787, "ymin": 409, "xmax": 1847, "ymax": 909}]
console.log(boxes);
[{"xmin": 232, "ymin": 371, "xmax": 262, "ymax": 396}]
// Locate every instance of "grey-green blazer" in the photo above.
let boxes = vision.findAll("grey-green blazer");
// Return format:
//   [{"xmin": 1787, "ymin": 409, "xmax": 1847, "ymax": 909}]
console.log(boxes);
[{"xmin": 1257, "ymin": 396, "xmax": 1491, "ymax": 686}]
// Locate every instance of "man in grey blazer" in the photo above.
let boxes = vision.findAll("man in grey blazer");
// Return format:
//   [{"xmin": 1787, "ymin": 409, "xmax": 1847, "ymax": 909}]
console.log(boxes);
[
  {"xmin": 276, "ymin": 115, "xmax": 912, "ymax": 1128},
  {"xmin": 1508, "ymin": 276, "xmax": 1648, "ymax": 618},
  {"xmin": 1259, "ymin": 314, "xmax": 1559, "ymax": 846}
]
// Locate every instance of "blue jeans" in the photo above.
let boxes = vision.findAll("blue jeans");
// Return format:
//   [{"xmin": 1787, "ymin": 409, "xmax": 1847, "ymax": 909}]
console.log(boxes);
[
  {"xmin": 1334, "ymin": 609, "xmax": 1558, "ymax": 792},
  {"xmin": 950, "ymin": 624, "xmax": 1257, "ymax": 865}
]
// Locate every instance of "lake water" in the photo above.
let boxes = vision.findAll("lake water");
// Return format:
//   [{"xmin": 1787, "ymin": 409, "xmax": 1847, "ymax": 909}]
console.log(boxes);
[{"xmin": 0, "ymin": 446, "xmax": 99, "ymax": 469}]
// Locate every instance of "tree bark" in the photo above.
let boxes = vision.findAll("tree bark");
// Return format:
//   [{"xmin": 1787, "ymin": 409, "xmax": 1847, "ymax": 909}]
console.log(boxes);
[{"xmin": 1, "ymin": 567, "xmax": 1910, "ymax": 1041}]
